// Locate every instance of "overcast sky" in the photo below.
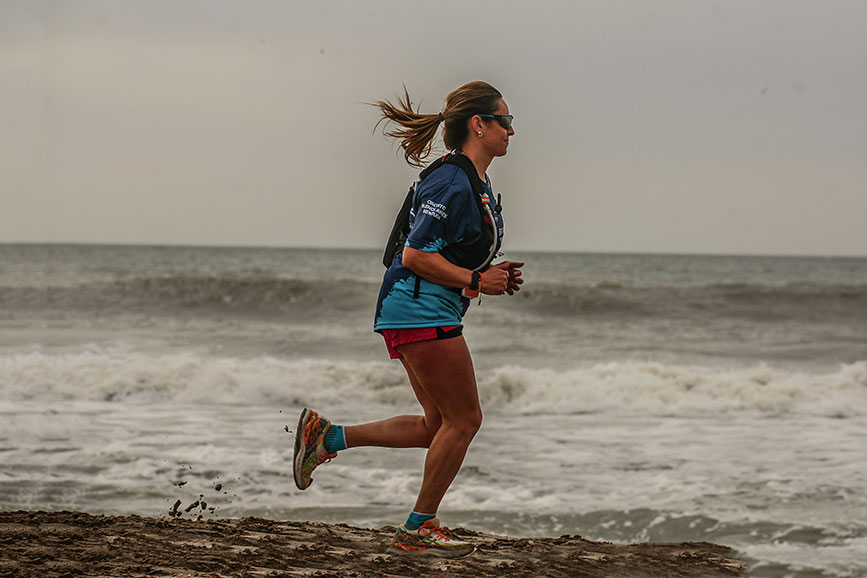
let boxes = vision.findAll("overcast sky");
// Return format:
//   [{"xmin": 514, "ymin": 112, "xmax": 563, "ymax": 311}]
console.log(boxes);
[{"xmin": 2, "ymin": 1, "xmax": 866, "ymax": 256}]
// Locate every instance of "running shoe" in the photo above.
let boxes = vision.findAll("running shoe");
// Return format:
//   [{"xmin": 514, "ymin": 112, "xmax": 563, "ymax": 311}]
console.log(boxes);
[
  {"xmin": 389, "ymin": 518, "xmax": 476, "ymax": 558},
  {"xmin": 293, "ymin": 408, "xmax": 336, "ymax": 490}
]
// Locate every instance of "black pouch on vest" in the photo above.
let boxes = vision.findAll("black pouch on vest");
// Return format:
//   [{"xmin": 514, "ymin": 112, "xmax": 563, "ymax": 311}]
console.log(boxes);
[{"xmin": 382, "ymin": 183, "xmax": 416, "ymax": 268}]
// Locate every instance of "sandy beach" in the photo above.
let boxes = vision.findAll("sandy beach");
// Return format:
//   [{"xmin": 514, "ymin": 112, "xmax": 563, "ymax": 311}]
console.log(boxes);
[{"xmin": 0, "ymin": 510, "xmax": 745, "ymax": 577}]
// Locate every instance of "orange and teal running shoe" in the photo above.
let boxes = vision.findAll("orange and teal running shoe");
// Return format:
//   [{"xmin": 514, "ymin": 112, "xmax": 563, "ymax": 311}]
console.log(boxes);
[
  {"xmin": 293, "ymin": 408, "xmax": 336, "ymax": 490},
  {"xmin": 390, "ymin": 518, "xmax": 476, "ymax": 558}
]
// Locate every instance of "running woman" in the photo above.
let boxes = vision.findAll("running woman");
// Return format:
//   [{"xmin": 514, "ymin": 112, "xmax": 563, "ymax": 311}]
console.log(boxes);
[{"xmin": 293, "ymin": 81, "xmax": 523, "ymax": 558}]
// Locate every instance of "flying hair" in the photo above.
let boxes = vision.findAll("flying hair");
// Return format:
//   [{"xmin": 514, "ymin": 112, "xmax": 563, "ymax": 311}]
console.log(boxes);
[{"xmin": 371, "ymin": 81, "xmax": 503, "ymax": 168}]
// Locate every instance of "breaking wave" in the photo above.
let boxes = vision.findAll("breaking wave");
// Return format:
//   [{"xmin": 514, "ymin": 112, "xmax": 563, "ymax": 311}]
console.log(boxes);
[
  {"xmin": 511, "ymin": 281, "xmax": 867, "ymax": 322},
  {"xmin": 2, "ymin": 349, "xmax": 865, "ymax": 417},
  {"xmin": 3, "ymin": 274, "xmax": 867, "ymax": 324},
  {"xmin": 0, "ymin": 275, "xmax": 379, "ymax": 318}
]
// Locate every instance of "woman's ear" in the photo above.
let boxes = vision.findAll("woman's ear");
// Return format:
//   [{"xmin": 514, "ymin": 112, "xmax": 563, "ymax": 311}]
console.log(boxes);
[{"xmin": 469, "ymin": 114, "xmax": 482, "ymax": 134}]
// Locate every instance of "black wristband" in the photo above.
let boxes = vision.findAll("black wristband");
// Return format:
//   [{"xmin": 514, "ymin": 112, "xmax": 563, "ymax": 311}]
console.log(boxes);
[{"xmin": 469, "ymin": 271, "xmax": 481, "ymax": 291}]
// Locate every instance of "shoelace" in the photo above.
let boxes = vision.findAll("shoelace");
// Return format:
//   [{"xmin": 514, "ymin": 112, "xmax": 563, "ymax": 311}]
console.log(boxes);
[
  {"xmin": 304, "ymin": 417, "xmax": 334, "ymax": 464},
  {"xmin": 419, "ymin": 524, "xmax": 457, "ymax": 542},
  {"xmin": 303, "ymin": 425, "xmax": 335, "ymax": 468}
]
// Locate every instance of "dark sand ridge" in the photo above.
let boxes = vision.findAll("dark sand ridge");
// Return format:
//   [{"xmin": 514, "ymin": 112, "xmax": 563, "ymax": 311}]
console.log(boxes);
[{"xmin": 0, "ymin": 511, "xmax": 745, "ymax": 577}]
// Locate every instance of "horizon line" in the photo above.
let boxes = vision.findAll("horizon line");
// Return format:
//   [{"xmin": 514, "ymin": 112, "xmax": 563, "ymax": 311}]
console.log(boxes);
[{"xmin": 1, "ymin": 240, "xmax": 864, "ymax": 260}]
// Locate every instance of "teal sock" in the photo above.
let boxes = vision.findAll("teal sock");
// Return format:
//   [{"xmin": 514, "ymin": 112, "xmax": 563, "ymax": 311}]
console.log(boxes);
[
  {"xmin": 322, "ymin": 424, "xmax": 346, "ymax": 453},
  {"xmin": 405, "ymin": 511, "xmax": 436, "ymax": 531}
]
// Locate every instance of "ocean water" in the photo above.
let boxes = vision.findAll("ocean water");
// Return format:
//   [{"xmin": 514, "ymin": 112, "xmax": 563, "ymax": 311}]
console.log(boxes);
[{"xmin": 1, "ymin": 243, "xmax": 866, "ymax": 577}]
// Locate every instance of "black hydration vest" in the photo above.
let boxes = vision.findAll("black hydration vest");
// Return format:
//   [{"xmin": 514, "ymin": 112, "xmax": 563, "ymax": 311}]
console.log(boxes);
[{"xmin": 382, "ymin": 152, "xmax": 501, "ymax": 271}]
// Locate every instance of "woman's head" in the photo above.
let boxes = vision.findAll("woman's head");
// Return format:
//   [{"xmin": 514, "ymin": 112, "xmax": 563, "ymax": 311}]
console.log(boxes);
[
  {"xmin": 373, "ymin": 81, "xmax": 509, "ymax": 167},
  {"xmin": 441, "ymin": 81, "xmax": 503, "ymax": 151}
]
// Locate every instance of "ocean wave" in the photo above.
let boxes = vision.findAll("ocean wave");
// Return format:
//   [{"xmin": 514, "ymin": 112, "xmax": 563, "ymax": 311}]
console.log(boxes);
[
  {"xmin": 2, "ymin": 350, "xmax": 865, "ymax": 417},
  {"xmin": 511, "ymin": 281, "xmax": 867, "ymax": 321},
  {"xmin": 0, "ymin": 275, "xmax": 379, "ymax": 317},
  {"xmin": 3, "ymin": 275, "xmax": 866, "ymax": 325}
]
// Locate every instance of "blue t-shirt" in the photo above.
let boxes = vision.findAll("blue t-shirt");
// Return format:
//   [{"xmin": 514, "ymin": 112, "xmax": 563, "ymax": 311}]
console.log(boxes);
[{"xmin": 374, "ymin": 163, "xmax": 504, "ymax": 331}]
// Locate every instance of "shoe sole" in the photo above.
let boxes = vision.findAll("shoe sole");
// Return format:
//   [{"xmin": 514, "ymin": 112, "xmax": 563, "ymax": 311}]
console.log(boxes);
[
  {"xmin": 293, "ymin": 407, "xmax": 313, "ymax": 490},
  {"xmin": 389, "ymin": 544, "xmax": 477, "ymax": 559}
]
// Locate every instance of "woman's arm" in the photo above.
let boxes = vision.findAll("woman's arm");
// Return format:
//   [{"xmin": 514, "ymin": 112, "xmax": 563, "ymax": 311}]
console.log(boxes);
[{"xmin": 402, "ymin": 246, "xmax": 509, "ymax": 295}]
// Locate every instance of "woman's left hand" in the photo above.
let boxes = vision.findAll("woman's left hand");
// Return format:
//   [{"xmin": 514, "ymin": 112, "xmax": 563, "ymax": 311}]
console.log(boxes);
[{"xmin": 490, "ymin": 261, "xmax": 524, "ymax": 295}]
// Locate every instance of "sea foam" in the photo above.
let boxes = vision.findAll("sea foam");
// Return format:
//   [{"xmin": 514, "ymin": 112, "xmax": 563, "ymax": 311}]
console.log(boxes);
[{"xmin": 2, "ymin": 349, "xmax": 864, "ymax": 417}]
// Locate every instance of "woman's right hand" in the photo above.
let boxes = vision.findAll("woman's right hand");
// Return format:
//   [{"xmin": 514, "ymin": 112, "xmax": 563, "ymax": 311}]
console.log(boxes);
[{"xmin": 480, "ymin": 267, "xmax": 509, "ymax": 295}]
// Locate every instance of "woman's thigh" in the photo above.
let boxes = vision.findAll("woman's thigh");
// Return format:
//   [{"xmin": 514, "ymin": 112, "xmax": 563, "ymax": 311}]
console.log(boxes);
[{"xmin": 397, "ymin": 336, "xmax": 481, "ymax": 424}]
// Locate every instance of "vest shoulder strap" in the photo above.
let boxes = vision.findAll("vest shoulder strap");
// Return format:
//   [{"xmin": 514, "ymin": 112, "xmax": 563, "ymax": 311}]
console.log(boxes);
[{"xmin": 420, "ymin": 153, "xmax": 485, "ymax": 198}]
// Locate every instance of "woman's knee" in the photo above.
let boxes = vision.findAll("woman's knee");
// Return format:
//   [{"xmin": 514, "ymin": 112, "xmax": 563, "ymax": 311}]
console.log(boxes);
[
  {"xmin": 447, "ymin": 408, "xmax": 483, "ymax": 439},
  {"xmin": 467, "ymin": 408, "xmax": 483, "ymax": 435}
]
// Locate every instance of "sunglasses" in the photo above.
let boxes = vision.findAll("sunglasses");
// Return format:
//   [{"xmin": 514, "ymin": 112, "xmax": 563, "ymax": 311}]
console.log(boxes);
[{"xmin": 478, "ymin": 114, "xmax": 514, "ymax": 130}]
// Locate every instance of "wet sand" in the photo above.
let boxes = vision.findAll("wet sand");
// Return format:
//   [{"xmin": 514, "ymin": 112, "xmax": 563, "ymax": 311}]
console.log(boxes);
[{"xmin": 0, "ymin": 510, "xmax": 745, "ymax": 577}]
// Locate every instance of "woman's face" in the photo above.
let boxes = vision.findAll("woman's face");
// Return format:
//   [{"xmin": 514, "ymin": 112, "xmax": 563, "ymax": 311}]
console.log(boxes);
[{"xmin": 480, "ymin": 98, "xmax": 515, "ymax": 158}]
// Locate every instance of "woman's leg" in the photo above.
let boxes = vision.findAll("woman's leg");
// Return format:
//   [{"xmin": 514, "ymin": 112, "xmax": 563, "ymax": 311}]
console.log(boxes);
[
  {"xmin": 343, "ymin": 358, "xmax": 442, "ymax": 448},
  {"xmin": 336, "ymin": 335, "xmax": 480, "ymax": 514},
  {"xmin": 294, "ymin": 346, "xmax": 452, "ymax": 491},
  {"xmin": 396, "ymin": 336, "xmax": 482, "ymax": 515}
]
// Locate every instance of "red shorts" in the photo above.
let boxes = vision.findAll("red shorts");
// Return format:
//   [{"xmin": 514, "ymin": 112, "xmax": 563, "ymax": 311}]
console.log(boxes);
[{"xmin": 380, "ymin": 326, "xmax": 463, "ymax": 359}]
